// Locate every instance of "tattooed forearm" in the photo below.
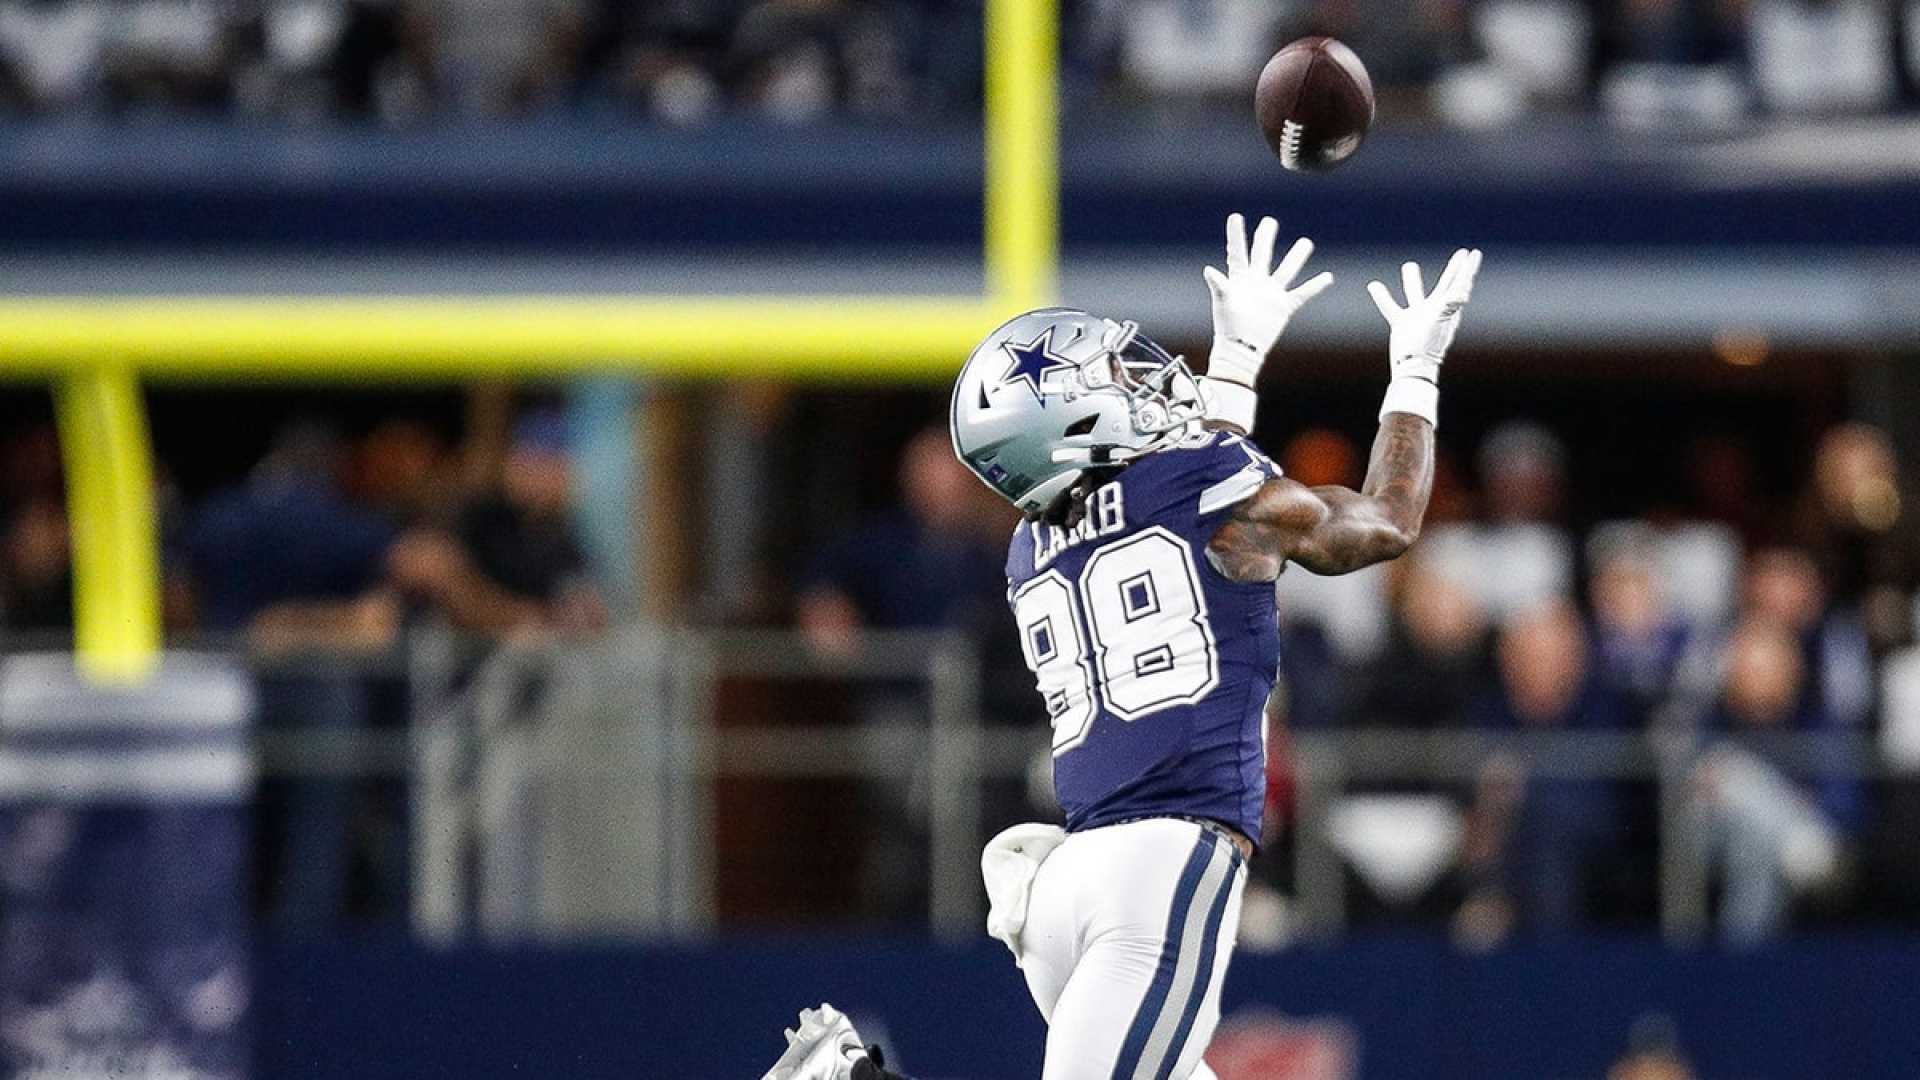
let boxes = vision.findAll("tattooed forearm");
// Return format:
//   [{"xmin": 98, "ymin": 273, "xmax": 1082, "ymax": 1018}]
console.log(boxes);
[
  {"xmin": 1286, "ymin": 412, "xmax": 1435, "ymax": 575},
  {"xmin": 1207, "ymin": 414, "xmax": 1435, "ymax": 581},
  {"xmin": 1358, "ymin": 412, "xmax": 1435, "ymax": 538}
]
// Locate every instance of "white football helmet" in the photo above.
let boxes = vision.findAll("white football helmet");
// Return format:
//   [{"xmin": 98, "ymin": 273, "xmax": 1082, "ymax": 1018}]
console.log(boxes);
[{"xmin": 949, "ymin": 307, "xmax": 1204, "ymax": 516}]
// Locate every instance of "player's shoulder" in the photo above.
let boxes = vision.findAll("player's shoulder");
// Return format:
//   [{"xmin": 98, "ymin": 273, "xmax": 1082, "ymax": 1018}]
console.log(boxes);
[
  {"xmin": 1135, "ymin": 427, "xmax": 1274, "ymax": 472},
  {"xmin": 1123, "ymin": 428, "xmax": 1280, "ymax": 517},
  {"xmin": 1005, "ymin": 516, "xmax": 1034, "ymax": 581}
]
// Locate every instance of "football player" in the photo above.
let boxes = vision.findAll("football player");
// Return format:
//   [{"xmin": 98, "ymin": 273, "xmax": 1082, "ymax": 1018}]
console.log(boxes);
[{"xmin": 765, "ymin": 215, "xmax": 1481, "ymax": 1080}]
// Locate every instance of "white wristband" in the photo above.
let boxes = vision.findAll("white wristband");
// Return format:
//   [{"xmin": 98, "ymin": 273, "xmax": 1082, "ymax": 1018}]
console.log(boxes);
[
  {"xmin": 1207, "ymin": 336, "xmax": 1265, "ymax": 387},
  {"xmin": 1379, "ymin": 377, "xmax": 1439, "ymax": 427},
  {"xmin": 1200, "ymin": 376, "xmax": 1259, "ymax": 431}
]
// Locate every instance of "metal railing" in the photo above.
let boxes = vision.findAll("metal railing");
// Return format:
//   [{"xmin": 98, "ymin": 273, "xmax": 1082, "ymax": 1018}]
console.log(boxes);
[
  {"xmin": 15, "ymin": 628, "xmax": 1900, "ymax": 944},
  {"xmin": 396, "ymin": 626, "xmax": 1000, "ymax": 942}
]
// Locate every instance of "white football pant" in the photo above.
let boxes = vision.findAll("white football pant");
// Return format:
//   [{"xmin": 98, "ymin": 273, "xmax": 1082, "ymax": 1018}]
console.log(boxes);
[{"xmin": 1017, "ymin": 818, "xmax": 1247, "ymax": 1080}]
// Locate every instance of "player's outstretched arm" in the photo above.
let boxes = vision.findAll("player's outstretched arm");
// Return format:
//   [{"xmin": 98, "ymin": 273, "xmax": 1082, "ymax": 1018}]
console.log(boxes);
[
  {"xmin": 1208, "ymin": 413, "xmax": 1432, "ymax": 579},
  {"xmin": 1198, "ymin": 212, "xmax": 1335, "ymax": 432},
  {"xmin": 1208, "ymin": 248, "xmax": 1481, "ymax": 580}
]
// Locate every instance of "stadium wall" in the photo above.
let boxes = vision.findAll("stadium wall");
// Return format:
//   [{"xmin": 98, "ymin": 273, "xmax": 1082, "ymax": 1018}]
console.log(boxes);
[
  {"xmin": 2, "ymin": 122, "xmax": 1916, "ymax": 254},
  {"xmin": 257, "ymin": 935, "xmax": 1920, "ymax": 1078}
]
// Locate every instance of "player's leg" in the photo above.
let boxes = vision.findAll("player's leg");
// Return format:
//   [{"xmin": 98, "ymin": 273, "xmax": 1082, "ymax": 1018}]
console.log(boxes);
[
  {"xmin": 1160, "ymin": 866, "xmax": 1247, "ymax": 1080},
  {"xmin": 764, "ymin": 822, "xmax": 1244, "ymax": 1080},
  {"xmin": 1038, "ymin": 820, "xmax": 1246, "ymax": 1080},
  {"xmin": 1011, "ymin": 830, "xmax": 1086, "ymax": 1025}
]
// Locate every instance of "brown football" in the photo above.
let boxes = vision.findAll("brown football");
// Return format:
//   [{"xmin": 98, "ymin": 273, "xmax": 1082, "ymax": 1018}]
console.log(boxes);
[{"xmin": 1255, "ymin": 37, "xmax": 1376, "ymax": 172}]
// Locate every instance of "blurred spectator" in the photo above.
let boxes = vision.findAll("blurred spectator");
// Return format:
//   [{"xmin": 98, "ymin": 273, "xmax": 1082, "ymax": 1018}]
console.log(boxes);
[
  {"xmin": 1691, "ymin": 617, "xmax": 1848, "ymax": 945},
  {"xmin": 0, "ymin": 424, "xmax": 62, "ymax": 508},
  {"xmin": 1742, "ymin": 546, "xmax": 1875, "ymax": 736},
  {"xmin": 727, "ymin": 0, "xmax": 865, "ymax": 123},
  {"xmin": 1115, "ymin": 0, "xmax": 1282, "ymax": 103},
  {"xmin": 184, "ymin": 422, "xmax": 398, "ymax": 928},
  {"xmin": 1794, "ymin": 422, "xmax": 1918, "ymax": 653},
  {"xmin": 1, "ymin": 499, "xmax": 70, "ymax": 635},
  {"xmin": 185, "ymin": 421, "xmax": 397, "ymax": 646},
  {"xmin": 101, "ymin": 0, "xmax": 246, "ymax": 112},
  {"xmin": 1482, "ymin": 420, "xmax": 1568, "ymax": 526},
  {"xmin": 1748, "ymin": 0, "xmax": 1897, "ymax": 114},
  {"xmin": 1294, "ymin": 0, "xmax": 1478, "ymax": 98},
  {"xmin": 1350, "ymin": 556, "xmax": 1490, "ymax": 728},
  {"xmin": 1618, "ymin": 518, "xmax": 1744, "ymax": 630},
  {"xmin": 1280, "ymin": 427, "xmax": 1360, "ymax": 490},
  {"xmin": 1609, "ymin": 1014, "xmax": 1697, "ymax": 1080},
  {"xmin": 588, "ymin": 0, "xmax": 733, "ymax": 124},
  {"xmin": 352, "ymin": 418, "xmax": 458, "ymax": 526},
  {"xmin": 1421, "ymin": 422, "xmax": 1575, "ymax": 621},
  {"xmin": 1671, "ymin": 547, "xmax": 1874, "ymax": 819},
  {"xmin": 0, "ymin": 0, "xmax": 108, "ymax": 111},
  {"xmin": 1872, "ymin": 599, "xmax": 1920, "ymax": 915},
  {"xmin": 1588, "ymin": 525, "xmax": 1691, "ymax": 723},
  {"xmin": 328, "ymin": 0, "xmax": 430, "ymax": 120},
  {"xmin": 1473, "ymin": 0, "xmax": 1592, "ymax": 116},
  {"xmin": 1594, "ymin": 0, "xmax": 1752, "ymax": 126},
  {"xmin": 1457, "ymin": 601, "xmax": 1627, "ymax": 939},
  {"xmin": 1879, "ymin": 602, "xmax": 1920, "ymax": 769},
  {"xmin": 1275, "ymin": 429, "xmax": 1389, "ymax": 729},
  {"xmin": 238, "ymin": 0, "xmax": 355, "ymax": 121},
  {"xmin": 405, "ymin": 0, "xmax": 585, "ymax": 114},
  {"xmin": 796, "ymin": 424, "xmax": 1005, "ymax": 658},
  {"xmin": 390, "ymin": 410, "xmax": 606, "ymax": 635}
]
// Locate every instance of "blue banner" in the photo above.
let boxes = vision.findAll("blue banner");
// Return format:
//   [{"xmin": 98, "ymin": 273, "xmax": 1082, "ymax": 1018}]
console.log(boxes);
[{"xmin": 0, "ymin": 656, "xmax": 254, "ymax": 1079}]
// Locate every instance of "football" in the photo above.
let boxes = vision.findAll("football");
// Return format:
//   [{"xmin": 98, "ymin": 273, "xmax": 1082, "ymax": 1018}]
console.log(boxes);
[{"xmin": 1255, "ymin": 36, "xmax": 1376, "ymax": 172}]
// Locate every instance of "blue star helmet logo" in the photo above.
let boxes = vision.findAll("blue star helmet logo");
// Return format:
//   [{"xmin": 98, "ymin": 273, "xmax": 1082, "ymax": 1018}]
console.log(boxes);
[{"xmin": 998, "ymin": 328, "xmax": 1074, "ymax": 405}]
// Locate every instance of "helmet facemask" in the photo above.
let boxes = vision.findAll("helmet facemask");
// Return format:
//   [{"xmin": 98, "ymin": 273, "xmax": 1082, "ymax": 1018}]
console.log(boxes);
[{"xmin": 1047, "ymin": 319, "xmax": 1205, "ymax": 470}]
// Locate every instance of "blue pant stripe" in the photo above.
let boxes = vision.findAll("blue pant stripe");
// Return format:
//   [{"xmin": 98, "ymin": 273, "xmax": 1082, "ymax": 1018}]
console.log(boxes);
[
  {"xmin": 1111, "ymin": 832, "xmax": 1217, "ymax": 1080},
  {"xmin": 1154, "ymin": 845, "xmax": 1242, "ymax": 1078}
]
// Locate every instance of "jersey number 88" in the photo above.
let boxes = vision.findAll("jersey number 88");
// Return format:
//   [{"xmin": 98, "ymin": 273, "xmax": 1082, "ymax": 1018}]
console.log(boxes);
[{"xmin": 1011, "ymin": 527, "xmax": 1221, "ymax": 754}]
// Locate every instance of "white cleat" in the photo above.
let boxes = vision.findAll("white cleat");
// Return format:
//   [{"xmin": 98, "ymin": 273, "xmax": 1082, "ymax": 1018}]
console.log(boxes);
[{"xmin": 762, "ymin": 1003, "xmax": 867, "ymax": 1080}]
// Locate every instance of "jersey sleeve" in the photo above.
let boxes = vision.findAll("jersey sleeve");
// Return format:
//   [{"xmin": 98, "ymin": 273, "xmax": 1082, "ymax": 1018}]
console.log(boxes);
[
  {"xmin": 1125, "ymin": 433, "xmax": 1281, "ymax": 530},
  {"xmin": 1005, "ymin": 520, "xmax": 1034, "ymax": 584}
]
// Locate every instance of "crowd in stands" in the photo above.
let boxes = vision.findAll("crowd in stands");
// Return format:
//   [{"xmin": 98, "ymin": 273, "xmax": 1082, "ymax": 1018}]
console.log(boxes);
[
  {"xmin": 0, "ymin": 0, "xmax": 1913, "ymax": 126},
  {"xmin": 798, "ymin": 416, "xmax": 1920, "ymax": 944},
  {"xmin": 162, "ymin": 411, "xmax": 604, "ymax": 647},
  {"xmin": 1289, "ymin": 419, "xmax": 1920, "ymax": 945},
  {"xmin": 1, "ymin": 408, "xmax": 604, "ymax": 649},
  {"xmin": 1249, "ymin": 419, "xmax": 1914, "ymax": 946},
  {"xmin": 6, "ymin": 395, "xmax": 1920, "ymax": 941}
]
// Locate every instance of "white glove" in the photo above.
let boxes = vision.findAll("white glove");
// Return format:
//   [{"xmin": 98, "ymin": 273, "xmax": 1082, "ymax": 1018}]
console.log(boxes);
[
  {"xmin": 1367, "ymin": 247, "xmax": 1482, "ymax": 426},
  {"xmin": 1200, "ymin": 213, "xmax": 1333, "ymax": 429}
]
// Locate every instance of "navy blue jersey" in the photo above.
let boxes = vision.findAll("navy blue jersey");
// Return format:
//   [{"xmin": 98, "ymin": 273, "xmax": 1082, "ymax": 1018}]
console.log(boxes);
[{"xmin": 1005, "ymin": 431, "xmax": 1282, "ymax": 843}]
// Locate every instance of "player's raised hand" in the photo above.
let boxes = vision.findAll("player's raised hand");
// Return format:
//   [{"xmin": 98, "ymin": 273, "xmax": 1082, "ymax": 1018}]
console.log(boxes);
[
  {"xmin": 1367, "ymin": 247, "xmax": 1482, "ymax": 382},
  {"xmin": 1202, "ymin": 212, "xmax": 1334, "ymax": 385}
]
